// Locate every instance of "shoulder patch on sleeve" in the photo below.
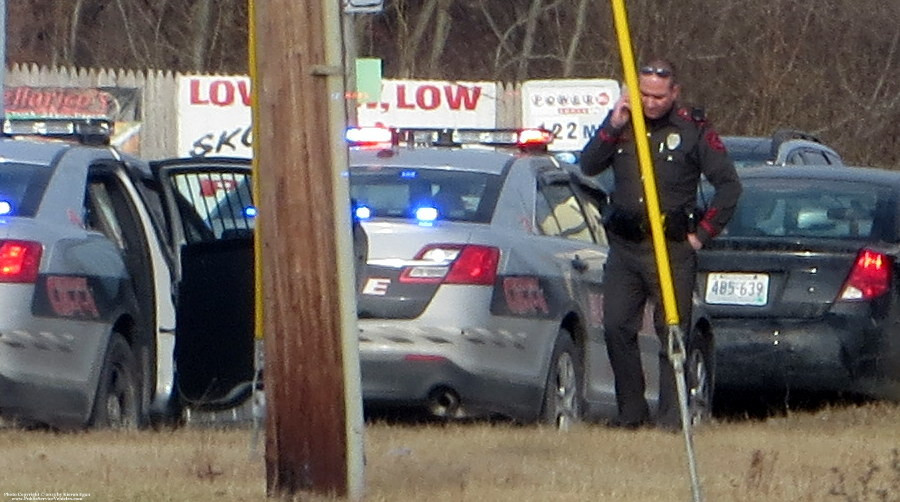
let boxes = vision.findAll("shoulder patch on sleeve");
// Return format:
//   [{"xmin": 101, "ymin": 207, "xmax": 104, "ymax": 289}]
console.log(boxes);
[{"xmin": 705, "ymin": 130, "xmax": 726, "ymax": 152}]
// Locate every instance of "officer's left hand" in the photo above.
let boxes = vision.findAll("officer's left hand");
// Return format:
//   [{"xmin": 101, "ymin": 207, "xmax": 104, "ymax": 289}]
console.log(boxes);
[{"xmin": 687, "ymin": 233, "xmax": 703, "ymax": 250}]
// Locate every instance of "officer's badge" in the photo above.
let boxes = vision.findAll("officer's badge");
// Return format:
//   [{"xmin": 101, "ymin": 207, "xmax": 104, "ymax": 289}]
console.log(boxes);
[{"xmin": 666, "ymin": 132, "xmax": 681, "ymax": 150}]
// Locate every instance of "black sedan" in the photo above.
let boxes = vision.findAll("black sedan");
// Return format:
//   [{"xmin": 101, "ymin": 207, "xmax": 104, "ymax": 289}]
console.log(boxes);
[{"xmin": 697, "ymin": 165, "xmax": 900, "ymax": 400}]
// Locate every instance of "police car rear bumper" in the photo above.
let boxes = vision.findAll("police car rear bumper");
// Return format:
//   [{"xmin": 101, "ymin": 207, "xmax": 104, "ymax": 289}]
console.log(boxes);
[
  {"xmin": 360, "ymin": 353, "xmax": 542, "ymax": 421},
  {"xmin": 358, "ymin": 322, "xmax": 549, "ymax": 421},
  {"xmin": 0, "ymin": 374, "xmax": 91, "ymax": 428}
]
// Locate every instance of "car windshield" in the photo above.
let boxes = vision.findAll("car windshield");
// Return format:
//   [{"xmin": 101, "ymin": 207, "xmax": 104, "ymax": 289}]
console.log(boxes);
[
  {"xmin": 350, "ymin": 166, "xmax": 502, "ymax": 223},
  {"xmin": 0, "ymin": 162, "xmax": 53, "ymax": 217},
  {"xmin": 723, "ymin": 178, "xmax": 892, "ymax": 241}
]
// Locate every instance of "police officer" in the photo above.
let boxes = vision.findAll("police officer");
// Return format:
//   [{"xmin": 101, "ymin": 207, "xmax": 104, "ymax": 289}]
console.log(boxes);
[{"xmin": 580, "ymin": 58, "xmax": 741, "ymax": 430}]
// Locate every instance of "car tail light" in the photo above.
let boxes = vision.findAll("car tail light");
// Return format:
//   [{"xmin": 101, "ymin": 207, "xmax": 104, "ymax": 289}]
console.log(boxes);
[
  {"xmin": 400, "ymin": 244, "xmax": 500, "ymax": 285},
  {"xmin": 838, "ymin": 249, "xmax": 892, "ymax": 301},
  {"xmin": 0, "ymin": 240, "xmax": 42, "ymax": 283}
]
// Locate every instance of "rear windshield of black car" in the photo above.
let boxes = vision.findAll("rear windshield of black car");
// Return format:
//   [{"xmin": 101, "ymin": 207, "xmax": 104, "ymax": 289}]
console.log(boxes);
[
  {"xmin": 0, "ymin": 162, "xmax": 52, "ymax": 217},
  {"xmin": 723, "ymin": 178, "xmax": 894, "ymax": 241},
  {"xmin": 349, "ymin": 166, "xmax": 502, "ymax": 224}
]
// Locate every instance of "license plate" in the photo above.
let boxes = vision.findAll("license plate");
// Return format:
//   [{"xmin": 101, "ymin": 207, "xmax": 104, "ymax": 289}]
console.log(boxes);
[{"xmin": 705, "ymin": 273, "xmax": 769, "ymax": 306}]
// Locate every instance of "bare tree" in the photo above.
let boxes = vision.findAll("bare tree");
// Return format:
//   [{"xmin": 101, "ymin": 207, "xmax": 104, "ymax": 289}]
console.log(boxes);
[
  {"xmin": 6, "ymin": 0, "xmax": 900, "ymax": 166},
  {"xmin": 388, "ymin": 0, "xmax": 441, "ymax": 78},
  {"xmin": 190, "ymin": 0, "xmax": 214, "ymax": 72},
  {"xmin": 561, "ymin": 0, "xmax": 591, "ymax": 77}
]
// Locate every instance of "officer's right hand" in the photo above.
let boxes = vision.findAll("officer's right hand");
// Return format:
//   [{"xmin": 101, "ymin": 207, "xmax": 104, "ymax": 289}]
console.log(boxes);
[
  {"xmin": 688, "ymin": 233, "xmax": 703, "ymax": 250},
  {"xmin": 609, "ymin": 93, "xmax": 631, "ymax": 129}
]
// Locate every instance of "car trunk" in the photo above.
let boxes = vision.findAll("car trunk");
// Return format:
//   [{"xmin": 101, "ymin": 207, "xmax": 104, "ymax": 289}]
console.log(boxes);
[
  {"xmin": 698, "ymin": 237, "xmax": 862, "ymax": 319},
  {"xmin": 357, "ymin": 220, "xmax": 477, "ymax": 320}
]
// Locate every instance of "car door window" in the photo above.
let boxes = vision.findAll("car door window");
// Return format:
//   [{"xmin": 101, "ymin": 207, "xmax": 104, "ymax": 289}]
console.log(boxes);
[
  {"xmin": 784, "ymin": 148, "xmax": 805, "ymax": 165},
  {"xmin": 538, "ymin": 182, "xmax": 595, "ymax": 243},
  {"xmin": 535, "ymin": 188, "xmax": 561, "ymax": 236},
  {"xmin": 85, "ymin": 180, "xmax": 126, "ymax": 249},
  {"xmin": 798, "ymin": 149, "xmax": 829, "ymax": 165},
  {"xmin": 169, "ymin": 171, "xmax": 254, "ymax": 243},
  {"xmin": 577, "ymin": 188, "xmax": 608, "ymax": 246},
  {"xmin": 823, "ymin": 151, "xmax": 842, "ymax": 165}
]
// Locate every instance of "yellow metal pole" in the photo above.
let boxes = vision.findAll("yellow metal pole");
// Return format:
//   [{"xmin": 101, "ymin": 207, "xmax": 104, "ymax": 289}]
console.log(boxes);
[
  {"xmin": 609, "ymin": 2, "xmax": 703, "ymax": 501},
  {"xmin": 248, "ymin": 0, "xmax": 264, "ymax": 341},
  {"xmin": 609, "ymin": 0, "xmax": 679, "ymax": 326}
]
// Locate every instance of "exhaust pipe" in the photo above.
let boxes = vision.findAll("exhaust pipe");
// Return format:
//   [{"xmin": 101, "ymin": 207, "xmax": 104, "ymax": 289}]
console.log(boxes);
[{"xmin": 427, "ymin": 388, "xmax": 461, "ymax": 418}]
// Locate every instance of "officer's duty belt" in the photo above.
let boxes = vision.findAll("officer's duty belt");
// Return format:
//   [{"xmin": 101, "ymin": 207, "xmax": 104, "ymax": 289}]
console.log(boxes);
[{"xmin": 603, "ymin": 208, "xmax": 692, "ymax": 243}]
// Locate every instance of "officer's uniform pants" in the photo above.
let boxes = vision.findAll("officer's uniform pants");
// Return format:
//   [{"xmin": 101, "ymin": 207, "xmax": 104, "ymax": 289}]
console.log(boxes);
[{"xmin": 603, "ymin": 234, "xmax": 697, "ymax": 427}]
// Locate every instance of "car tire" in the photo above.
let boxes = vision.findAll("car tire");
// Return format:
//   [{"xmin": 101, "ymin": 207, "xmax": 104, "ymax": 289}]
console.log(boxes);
[
  {"xmin": 686, "ymin": 332, "xmax": 714, "ymax": 427},
  {"xmin": 539, "ymin": 328, "xmax": 583, "ymax": 430},
  {"xmin": 90, "ymin": 332, "xmax": 141, "ymax": 429}
]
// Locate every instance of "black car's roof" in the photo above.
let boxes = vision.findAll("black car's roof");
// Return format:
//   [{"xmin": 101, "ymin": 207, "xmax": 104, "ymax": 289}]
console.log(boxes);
[
  {"xmin": 736, "ymin": 165, "xmax": 900, "ymax": 186},
  {"xmin": 722, "ymin": 136, "xmax": 771, "ymax": 152}
]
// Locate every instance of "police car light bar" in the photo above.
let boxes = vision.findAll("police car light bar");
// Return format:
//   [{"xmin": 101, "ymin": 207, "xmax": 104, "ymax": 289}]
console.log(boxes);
[
  {"xmin": 516, "ymin": 128, "xmax": 554, "ymax": 147},
  {"xmin": 345, "ymin": 126, "xmax": 554, "ymax": 151},
  {"xmin": 2, "ymin": 118, "xmax": 112, "ymax": 146},
  {"xmin": 399, "ymin": 127, "xmax": 553, "ymax": 151},
  {"xmin": 345, "ymin": 126, "xmax": 395, "ymax": 147}
]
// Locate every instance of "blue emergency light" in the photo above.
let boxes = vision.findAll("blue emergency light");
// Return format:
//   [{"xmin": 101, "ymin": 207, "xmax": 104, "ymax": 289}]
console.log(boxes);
[
  {"xmin": 354, "ymin": 205, "xmax": 372, "ymax": 220},
  {"xmin": 415, "ymin": 206, "xmax": 439, "ymax": 225},
  {"xmin": 243, "ymin": 206, "xmax": 257, "ymax": 218},
  {"xmin": 0, "ymin": 201, "xmax": 11, "ymax": 216}
]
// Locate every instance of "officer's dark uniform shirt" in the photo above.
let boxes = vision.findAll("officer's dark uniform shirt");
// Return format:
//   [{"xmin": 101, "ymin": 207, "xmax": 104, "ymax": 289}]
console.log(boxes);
[{"xmin": 581, "ymin": 105, "xmax": 741, "ymax": 244}]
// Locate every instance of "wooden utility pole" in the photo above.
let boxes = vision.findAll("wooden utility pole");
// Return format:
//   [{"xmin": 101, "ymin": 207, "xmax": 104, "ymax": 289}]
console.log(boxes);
[{"xmin": 251, "ymin": 0, "xmax": 365, "ymax": 499}]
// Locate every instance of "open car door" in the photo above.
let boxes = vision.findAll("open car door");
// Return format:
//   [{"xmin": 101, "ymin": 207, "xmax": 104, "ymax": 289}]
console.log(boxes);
[{"xmin": 151, "ymin": 157, "xmax": 256, "ymax": 411}]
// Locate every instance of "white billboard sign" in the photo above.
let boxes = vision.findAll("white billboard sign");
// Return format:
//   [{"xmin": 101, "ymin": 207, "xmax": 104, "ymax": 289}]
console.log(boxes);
[
  {"xmin": 357, "ymin": 79, "xmax": 497, "ymax": 129},
  {"xmin": 521, "ymin": 79, "xmax": 620, "ymax": 152},
  {"xmin": 177, "ymin": 75, "xmax": 252, "ymax": 158}
]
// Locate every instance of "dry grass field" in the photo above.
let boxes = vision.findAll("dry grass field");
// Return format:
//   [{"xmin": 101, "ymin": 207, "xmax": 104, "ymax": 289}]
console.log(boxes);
[{"xmin": 1, "ymin": 400, "xmax": 898, "ymax": 502}]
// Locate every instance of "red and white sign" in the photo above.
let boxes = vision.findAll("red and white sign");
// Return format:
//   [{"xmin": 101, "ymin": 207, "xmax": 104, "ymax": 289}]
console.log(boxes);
[
  {"xmin": 357, "ymin": 79, "xmax": 497, "ymax": 129},
  {"xmin": 177, "ymin": 75, "xmax": 252, "ymax": 158},
  {"xmin": 521, "ymin": 79, "xmax": 620, "ymax": 152},
  {"xmin": 176, "ymin": 76, "xmax": 619, "ymax": 157}
]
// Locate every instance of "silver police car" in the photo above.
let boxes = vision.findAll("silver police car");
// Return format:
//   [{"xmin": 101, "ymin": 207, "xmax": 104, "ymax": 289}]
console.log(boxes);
[
  {"xmin": 349, "ymin": 127, "xmax": 714, "ymax": 427},
  {"xmin": 0, "ymin": 119, "xmax": 165, "ymax": 428},
  {"xmin": 0, "ymin": 119, "xmax": 259, "ymax": 429}
]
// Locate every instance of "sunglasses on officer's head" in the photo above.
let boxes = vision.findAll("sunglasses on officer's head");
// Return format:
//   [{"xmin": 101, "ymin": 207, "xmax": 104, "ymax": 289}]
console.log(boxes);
[{"xmin": 639, "ymin": 65, "xmax": 673, "ymax": 78}]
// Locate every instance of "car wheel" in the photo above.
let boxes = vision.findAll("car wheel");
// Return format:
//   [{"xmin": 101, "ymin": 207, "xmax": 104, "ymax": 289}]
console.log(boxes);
[
  {"xmin": 90, "ymin": 332, "xmax": 141, "ymax": 429},
  {"xmin": 540, "ymin": 328, "xmax": 583, "ymax": 430},
  {"xmin": 686, "ymin": 334, "xmax": 714, "ymax": 426}
]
